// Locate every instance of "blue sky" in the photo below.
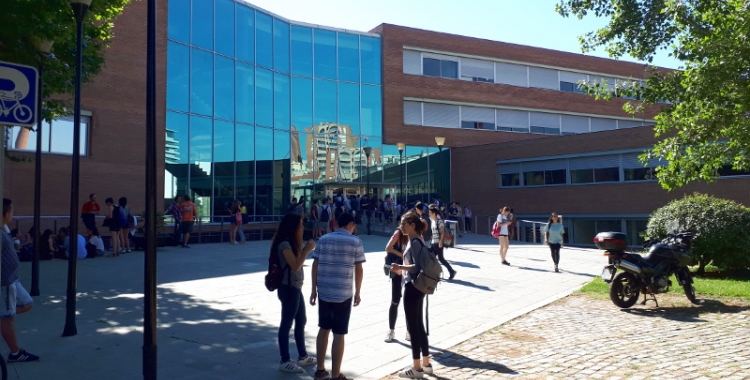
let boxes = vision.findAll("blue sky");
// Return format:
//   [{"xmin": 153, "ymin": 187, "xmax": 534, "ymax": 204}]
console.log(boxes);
[{"xmin": 246, "ymin": 0, "xmax": 680, "ymax": 70}]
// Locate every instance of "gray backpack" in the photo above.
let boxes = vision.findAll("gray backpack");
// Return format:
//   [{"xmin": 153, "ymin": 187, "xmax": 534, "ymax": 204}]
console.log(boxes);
[{"xmin": 410, "ymin": 238, "xmax": 442, "ymax": 294}]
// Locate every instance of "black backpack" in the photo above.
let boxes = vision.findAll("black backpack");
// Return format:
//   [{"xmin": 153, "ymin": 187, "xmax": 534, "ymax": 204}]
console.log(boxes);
[
  {"xmin": 264, "ymin": 249, "xmax": 290, "ymax": 292},
  {"xmin": 320, "ymin": 205, "xmax": 330, "ymax": 222}
]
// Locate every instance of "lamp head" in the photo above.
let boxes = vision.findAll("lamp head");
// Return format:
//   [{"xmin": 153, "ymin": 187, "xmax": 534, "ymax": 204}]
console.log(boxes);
[
  {"xmin": 363, "ymin": 146, "xmax": 372, "ymax": 157},
  {"xmin": 32, "ymin": 38, "xmax": 54, "ymax": 54},
  {"xmin": 396, "ymin": 142, "xmax": 405, "ymax": 151},
  {"xmin": 69, "ymin": 0, "xmax": 93, "ymax": 5},
  {"xmin": 69, "ymin": 0, "xmax": 92, "ymax": 21},
  {"xmin": 434, "ymin": 136, "xmax": 445, "ymax": 147}
]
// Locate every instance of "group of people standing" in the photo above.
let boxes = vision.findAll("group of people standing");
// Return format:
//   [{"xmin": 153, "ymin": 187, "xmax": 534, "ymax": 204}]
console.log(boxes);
[
  {"xmin": 164, "ymin": 195, "xmax": 197, "ymax": 248},
  {"xmin": 495, "ymin": 208, "xmax": 566, "ymax": 272},
  {"xmin": 81, "ymin": 193, "xmax": 137, "ymax": 257}
]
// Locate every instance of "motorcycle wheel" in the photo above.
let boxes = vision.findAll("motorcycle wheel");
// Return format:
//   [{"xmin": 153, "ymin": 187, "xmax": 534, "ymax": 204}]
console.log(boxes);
[
  {"xmin": 609, "ymin": 271, "xmax": 640, "ymax": 308},
  {"xmin": 682, "ymin": 271, "xmax": 698, "ymax": 304}
]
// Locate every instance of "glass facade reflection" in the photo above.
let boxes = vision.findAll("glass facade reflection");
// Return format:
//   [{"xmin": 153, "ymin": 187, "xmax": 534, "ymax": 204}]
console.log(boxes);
[{"xmin": 166, "ymin": 1, "xmax": 447, "ymax": 219}]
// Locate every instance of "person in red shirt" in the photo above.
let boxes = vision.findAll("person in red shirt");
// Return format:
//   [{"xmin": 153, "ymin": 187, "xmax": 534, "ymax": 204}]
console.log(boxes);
[
  {"xmin": 81, "ymin": 194, "xmax": 100, "ymax": 231},
  {"xmin": 179, "ymin": 195, "xmax": 197, "ymax": 248}
]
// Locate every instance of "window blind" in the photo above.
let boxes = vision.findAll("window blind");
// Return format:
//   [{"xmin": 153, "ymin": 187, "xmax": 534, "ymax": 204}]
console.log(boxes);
[
  {"xmin": 559, "ymin": 71, "xmax": 588, "ymax": 83},
  {"xmin": 530, "ymin": 112, "xmax": 560, "ymax": 128},
  {"xmin": 495, "ymin": 62, "xmax": 528, "ymax": 87},
  {"xmin": 569, "ymin": 155, "xmax": 620, "ymax": 170},
  {"xmin": 460, "ymin": 58, "xmax": 494, "ymax": 80},
  {"xmin": 496, "ymin": 109, "xmax": 529, "ymax": 129},
  {"xmin": 622, "ymin": 153, "xmax": 665, "ymax": 168},
  {"xmin": 423, "ymin": 103, "xmax": 459, "ymax": 128},
  {"xmin": 403, "ymin": 50, "xmax": 422, "ymax": 75},
  {"xmin": 461, "ymin": 106, "xmax": 495, "ymax": 123},
  {"xmin": 590, "ymin": 118, "xmax": 617, "ymax": 132},
  {"xmin": 403, "ymin": 101, "xmax": 422, "ymax": 125},
  {"xmin": 522, "ymin": 160, "xmax": 566, "ymax": 172},
  {"xmin": 528, "ymin": 67, "xmax": 559, "ymax": 90},
  {"xmin": 561, "ymin": 115, "xmax": 589, "ymax": 134},
  {"xmin": 499, "ymin": 163, "xmax": 521, "ymax": 174},
  {"xmin": 617, "ymin": 120, "xmax": 646, "ymax": 129}
]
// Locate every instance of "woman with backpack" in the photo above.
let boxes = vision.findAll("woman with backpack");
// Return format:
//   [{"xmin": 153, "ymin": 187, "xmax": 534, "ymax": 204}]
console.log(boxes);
[
  {"xmin": 428, "ymin": 205, "xmax": 456, "ymax": 280},
  {"xmin": 270, "ymin": 212, "xmax": 318, "ymax": 373},
  {"xmin": 496, "ymin": 207, "xmax": 512, "ymax": 265},
  {"xmin": 384, "ymin": 225, "xmax": 409, "ymax": 343},
  {"xmin": 118, "ymin": 197, "xmax": 132, "ymax": 254},
  {"xmin": 103, "ymin": 198, "xmax": 121, "ymax": 257},
  {"xmin": 390, "ymin": 212, "xmax": 434, "ymax": 378}
]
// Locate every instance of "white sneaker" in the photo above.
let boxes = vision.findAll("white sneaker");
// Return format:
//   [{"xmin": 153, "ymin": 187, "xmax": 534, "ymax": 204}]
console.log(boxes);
[
  {"xmin": 384, "ymin": 330, "xmax": 395, "ymax": 342},
  {"xmin": 423, "ymin": 364, "xmax": 433, "ymax": 375},
  {"xmin": 398, "ymin": 366, "xmax": 424, "ymax": 379},
  {"xmin": 279, "ymin": 360, "xmax": 304, "ymax": 373},
  {"xmin": 405, "ymin": 331, "xmax": 411, "ymax": 341},
  {"xmin": 297, "ymin": 355, "xmax": 317, "ymax": 366}
]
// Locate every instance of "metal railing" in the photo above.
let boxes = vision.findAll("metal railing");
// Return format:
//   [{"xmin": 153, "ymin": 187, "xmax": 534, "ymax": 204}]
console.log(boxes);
[{"xmin": 478, "ymin": 215, "xmax": 549, "ymax": 244}]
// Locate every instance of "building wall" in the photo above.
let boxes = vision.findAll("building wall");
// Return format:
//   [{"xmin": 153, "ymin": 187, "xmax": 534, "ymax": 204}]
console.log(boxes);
[
  {"xmin": 376, "ymin": 23, "xmax": 664, "ymax": 150},
  {"xmin": 3, "ymin": 0, "xmax": 167, "ymax": 220},
  {"xmin": 452, "ymin": 126, "xmax": 750, "ymax": 222}
]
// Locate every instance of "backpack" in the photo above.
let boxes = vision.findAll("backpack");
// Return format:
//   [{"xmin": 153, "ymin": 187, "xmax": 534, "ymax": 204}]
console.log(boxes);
[
  {"xmin": 442, "ymin": 220, "xmax": 454, "ymax": 246},
  {"xmin": 320, "ymin": 205, "xmax": 330, "ymax": 222},
  {"xmin": 114, "ymin": 205, "xmax": 129, "ymax": 229},
  {"xmin": 491, "ymin": 221, "xmax": 500, "ymax": 238},
  {"xmin": 264, "ymin": 247, "xmax": 290, "ymax": 292},
  {"xmin": 409, "ymin": 238, "xmax": 442, "ymax": 294}
]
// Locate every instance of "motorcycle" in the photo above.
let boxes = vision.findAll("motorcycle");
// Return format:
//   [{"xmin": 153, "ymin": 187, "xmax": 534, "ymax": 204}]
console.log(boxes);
[{"xmin": 595, "ymin": 229, "xmax": 698, "ymax": 308}]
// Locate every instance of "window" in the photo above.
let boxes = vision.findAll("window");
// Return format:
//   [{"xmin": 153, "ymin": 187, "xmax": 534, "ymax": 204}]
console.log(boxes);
[
  {"xmin": 624, "ymin": 167, "xmax": 655, "ymax": 181},
  {"xmin": 214, "ymin": 56, "xmax": 234, "ymax": 120},
  {"xmin": 461, "ymin": 121, "xmax": 494, "ymax": 130},
  {"xmin": 255, "ymin": 12, "xmax": 273, "ymax": 68},
  {"xmin": 361, "ymin": 85, "xmax": 382, "ymax": 136},
  {"xmin": 422, "ymin": 58, "xmax": 457, "ymax": 79},
  {"xmin": 273, "ymin": 19, "xmax": 290, "ymax": 73},
  {"xmin": 215, "ymin": 0, "xmax": 235, "ymax": 56},
  {"xmin": 528, "ymin": 67, "xmax": 558, "ymax": 90},
  {"xmin": 338, "ymin": 33, "xmax": 360, "ymax": 82},
  {"xmin": 191, "ymin": 0, "xmax": 213, "ymax": 50},
  {"xmin": 314, "ymin": 29, "xmax": 337, "ymax": 79},
  {"xmin": 496, "ymin": 109, "xmax": 529, "ymax": 133},
  {"xmin": 236, "ymin": 5, "xmax": 255, "ymax": 63},
  {"xmin": 530, "ymin": 112, "xmax": 559, "ymax": 135},
  {"xmin": 570, "ymin": 169, "xmax": 594, "ymax": 183},
  {"xmin": 190, "ymin": 48, "xmax": 213, "ymax": 116},
  {"xmin": 256, "ymin": 68, "xmax": 273, "ymax": 127},
  {"xmin": 291, "ymin": 26, "xmax": 313, "ymax": 76},
  {"xmin": 461, "ymin": 106, "xmax": 495, "ymax": 130},
  {"xmin": 560, "ymin": 81, "xmax": 585, "ymax": 93},
  {"xmin": 460, "ymin": 58, "xmax": 494, "ymax": 82},
  {"xmin": 339, "ymin": 82, "xmax": 360, "ymax": 134},
  {"xmin": 571, "ymin": 167, "xmax": 619, "ymax": 183},
  {"xmin": 523, "ymin": 169, "xmax": 566, "ymax": 186},
  {"xmin": 167, "ymin": 0, "xmax": 190, "ymax": 43},
  {"xmin": 718, "ymin": 165, "xmax": 750, "ymax": 177},
  {"xmin": 501, "ymin": 173, "xmax": 520, "ymax": 187},
  {"xmin": 8, "ymin": 116, "xmax": 90, "ymax": 156},
  {"xmin": 273, "ymin": 73, "xmax": 290, "ymax": 130},
  {"xmin": 167, "ymin": 42, "xmax": 189, "ymax": 112},
  {"xmin": 360, "ymin": 36, "xmax": 381, "ymax": 85},
  {"xmin": 235, "ymin": 62, "xmax": 254, "ymax": 124}
]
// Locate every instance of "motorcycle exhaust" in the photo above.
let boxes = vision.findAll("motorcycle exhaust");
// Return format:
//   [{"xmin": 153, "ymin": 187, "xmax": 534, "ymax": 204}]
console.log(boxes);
[{"xmin": 615, "ymin": 260, "xmax": 642, "ymax": 274}]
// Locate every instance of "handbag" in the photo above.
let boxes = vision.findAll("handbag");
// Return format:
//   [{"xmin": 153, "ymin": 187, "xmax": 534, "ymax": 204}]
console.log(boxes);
[
  {"xmin": 491, "ymin": 221, "xmax": 500, "ymax": 238},
  {"xmin": 383, "ymin": 254, "xmax": 393, "ymax": 277}
]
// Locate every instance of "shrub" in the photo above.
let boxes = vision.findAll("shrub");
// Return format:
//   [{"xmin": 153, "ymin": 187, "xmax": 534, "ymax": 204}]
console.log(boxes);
[{"xmin": 645, "ymin": 193, "xmax": 750, "ymax": 275}]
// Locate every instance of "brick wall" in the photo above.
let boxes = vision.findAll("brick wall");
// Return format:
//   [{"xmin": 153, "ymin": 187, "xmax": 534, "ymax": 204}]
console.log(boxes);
[{"xmin": 3, "ymin": 0, "xmax": 167, "ymax": 222}]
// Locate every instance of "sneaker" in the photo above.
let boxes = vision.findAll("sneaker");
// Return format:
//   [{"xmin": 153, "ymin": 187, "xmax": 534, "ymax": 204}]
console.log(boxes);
[
  {"xmin": 423, "ymin": 364, "xmax": 433, "ymax": 375},
  {"xmin": 502, "ymin": 260, "xmax": 511, "ymax": 266},
  {"xmin": 449, "ymin": 270, "xmax": 457, "ymax": 280},
  {"xmin": 125, "ymin": 249, "xmax": 131, "ymax": 253},
  {"xmin": 385, "ymin": 330, "xmax": 395, "ymax": 342},
  {"xmin": 555, "ymin": 266, "xmax": 559, "ymax": 273},
  {"xmin": 8, "ymin": 349, "xmax": 39, "ymax": 362},
  {"xmin": 405, "ymin": 331, "xmax": 411, "ymax": 341},
  {"xmin": 184, "ymin": 245, "xmax": 191, "ymax": 248},
  {"xmin": 297, "ymin": 355, "xmax": 317, "ymax": 366},
  {"xmin": 332, "ymin": 375, "xmax": 349, "ymax": 380},
  {"xmin": 398, "ymin": 366, "xmax": 424, "ymax": 379},
  {"xmin": 314, "ymin": 369, "xmax": 331, "ymax": 380},
  {"xmin": 279, "ymin": 360, "xmax": 304, "ymax": 373}
]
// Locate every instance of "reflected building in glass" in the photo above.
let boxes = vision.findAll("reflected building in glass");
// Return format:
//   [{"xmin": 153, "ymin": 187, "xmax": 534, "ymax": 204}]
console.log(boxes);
[{"xmin": 165, "ymin": 0, "xmax": 443, "ymax": 219}]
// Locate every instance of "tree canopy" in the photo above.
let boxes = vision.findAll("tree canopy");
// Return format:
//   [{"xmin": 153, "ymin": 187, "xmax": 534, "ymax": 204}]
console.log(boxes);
[
  {"xmin": 0, "ymin": 0, "xmax": 131, "ymax": 120},
  {"xmin": 557, "ymin": 0, "xmax": 750, "ymax": 190}
]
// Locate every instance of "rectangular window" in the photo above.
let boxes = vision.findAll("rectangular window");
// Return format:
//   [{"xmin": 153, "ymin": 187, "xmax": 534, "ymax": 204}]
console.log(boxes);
[
  {"xmin": 595, "ymin": 167, "xmax": 620, "ymax": 182},
  {"xmin": 460, "ymin": 58, "xmax": 494, "ymax": 82},
  {"xmin": 314, "ymin": 79, "xmax": 337, "ymax": 125},
  {"xmin": 523, "ymin": 171, "xmax": 544, "ymax": 186},
  {"xmin": 501, "ymin": 173, "xmax": 520, "ymax": 187},
  {"xmin": 570, "ymin": 169, "xmax": 594, "ymax": 184},
  {"xmin": 718, "ymin": 165, "xmax": 750, "ymax": 177},
  {"xmin": 190, "ymin": 48, "xmax": 213, "ymax": 116},
  {"xmin": 255, "ymin": 12, "xmax": 273, "ymax": 68},
  {"xmin": 361, "ymin": 85, "xmax": 382, "ymax": 136},
  {"xmin": 559, "ymin": 81, "xmax": 585, "ymax": 93},
  {"xmin": 291, "ymin": 26, "xmax": 313, "ymax": 76},
  {"xmin": 273, "ymin": 73, "xmax": 290, "ymax": 130},
  {"xmin": 191, "ymin": 0, "xmax": 214, "ymax": 50},
  {"xmin": 403, "ymin": 101, "xmax": 422, "ymax": 126},
  {"xmin": 528, "ymin": 67, "xmax": 559, "ymax": 90},
  {"xmin": 422, "ymin": 57, "xmax": 458, "ymax": 79},
  {"xmin": 360, "ymin": 36, "xmax": 381, "ymax": 84},
  {"xmin": 235, "ymin": 62, "xmax": 254, "ymax": 124},
  {"xmin": 496, "ymin": 109, "xmax": 529, "ymax": 132},
  {"xmin": 291, "ymin": 77, "xmax": 312, "ymax": 130},
  {"xmin": 214, "ymin": 56, "xmax": 234, "ymax": 120},
  {"xmin": 337, "ymin": 33, "xmax": 360, "ymax": 82},
  {"xmin": 440, "ymin": 60, "xmax": 458, "ymax": 78},
  {"xmin": 461, "ymin": 121, "xmax": 494, "ymax": 130},
  {"xmin": 8, "ymin": 116, "xmax": 89, "ymax": 156},
  {"xmin": 314, "ymin": 29, "xmax": 337, "ymax": 79},
  {"xmin": 236, "ymin": 5, "xmax": 255, "ymax": 63},
  {"xmin": 624, "ymin": 167, "xmax": 654, "ymax": 181},
  {"xmin": 273, "ymin": 19, "xmax": 290, "ymax": 73},
  {"xmin": 167, "ymin": 0, "xmax": 190, "ymax": 43},
  {"xmin": 423, "ymin": 58, "xmax": 441, "ymax": 77},
  {"xmin": 338, "ymin": 82, "xmax": 360, "ymax": 134},
  {"xmin": 256, "ymin": 68, "xmax": 273, "ymax": 127},
  {"xmin": 495, "ymin": 62, "xmax": 528, "ymax": 87},
  {"xmin": 215, "ymin": 0, "xmax": 235, "ymax": 56},
  {"xmin": 545, "ymin": 169, "xmax": 567, "ymax": 184},
  {"xmin": 166, "ymin": 42, "xmax": 189, "ymax": 112}
]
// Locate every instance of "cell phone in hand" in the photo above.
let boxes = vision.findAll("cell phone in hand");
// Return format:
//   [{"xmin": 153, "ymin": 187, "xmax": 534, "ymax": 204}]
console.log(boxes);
[{"xmin": 384, "ymin": 263, "xmax": 393, "ymax": 269}]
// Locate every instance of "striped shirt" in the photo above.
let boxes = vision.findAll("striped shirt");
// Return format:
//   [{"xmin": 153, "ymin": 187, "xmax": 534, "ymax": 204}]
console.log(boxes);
[
  {"xmin": 311, "ymin": 229, "xmax": 366, "ymax": 303},
  {"xmin": 430, "ymin": 217, "xmax": 445, "ymax": 245}
]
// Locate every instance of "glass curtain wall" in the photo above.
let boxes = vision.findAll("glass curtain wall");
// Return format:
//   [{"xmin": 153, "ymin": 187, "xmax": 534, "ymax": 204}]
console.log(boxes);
[{"xmin": 166, "ymin": 0, "xmax": 448, "ymax": 219}]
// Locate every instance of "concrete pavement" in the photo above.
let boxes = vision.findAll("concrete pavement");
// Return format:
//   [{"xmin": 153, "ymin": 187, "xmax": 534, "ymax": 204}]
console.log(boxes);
[{"xmin": 8, "ymin": 232, "xmax": 603, "ymax": 379}]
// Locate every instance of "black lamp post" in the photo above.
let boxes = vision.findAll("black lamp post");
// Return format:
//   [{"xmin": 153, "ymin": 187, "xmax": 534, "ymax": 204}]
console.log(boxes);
[
  {"xmin": 63, "ymin": 0, "xmax": 91, "ymax": 338},
  {"xmin": 435, "ymin": 136, "xmax": 445, "ymax": 203},
  {"xmin": 143, "ymin": 0, "xmax": 158, "ymax": 378},
  {"xmin": 397, "ymin": 143, "xmax": 405, "ymax": 208},
  {"xmin": 31, "ymin": 38, "xmax": 54, "ymax": 297},
  {"xmin": 364, "ymin": 146, "xmax": 372, "ymax": 235}
]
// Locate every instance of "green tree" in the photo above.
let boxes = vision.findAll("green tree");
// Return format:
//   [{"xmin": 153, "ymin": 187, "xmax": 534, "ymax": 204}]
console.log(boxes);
[
  {"xmin": 557, "ymin": 0, "xmax": 750, "ymax": 190},
  {"xmin": 645, "ymin": 193, "xmax": 750, "ymax": 275},
  {"xmin": 0, "ymin": 0, "xmax": 131, "ymax": 120}
]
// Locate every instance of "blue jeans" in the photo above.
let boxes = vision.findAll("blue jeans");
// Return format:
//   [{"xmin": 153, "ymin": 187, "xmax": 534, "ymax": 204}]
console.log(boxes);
[{"xmin": 277, "ymin": 285, "xmax": 308, "ymax": 362}]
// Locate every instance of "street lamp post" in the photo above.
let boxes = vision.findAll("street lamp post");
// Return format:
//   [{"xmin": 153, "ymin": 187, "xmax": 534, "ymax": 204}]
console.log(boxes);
[
  {"xmin": 397, "ymin": 143, "xmax": 405, "ymax": 209},
  {"xmin": 435, "ymin": 137, "xmax": 445, "ymax": 203},
  {"xmin": 364, "ymin": 146, "xmax": 372, "ymax": 235},
  {"xmin": 63, "ymin": 0, "xmax": 91, "ymax": 338},
  {"xmin": 31, "ymin": 38, "xmax": 54, "ymax": 297}
]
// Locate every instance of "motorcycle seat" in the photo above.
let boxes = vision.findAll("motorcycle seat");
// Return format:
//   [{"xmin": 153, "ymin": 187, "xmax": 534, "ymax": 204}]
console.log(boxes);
[{"xmin": 624, "ymin": 253, "xmax": 656, "ymax": 269}]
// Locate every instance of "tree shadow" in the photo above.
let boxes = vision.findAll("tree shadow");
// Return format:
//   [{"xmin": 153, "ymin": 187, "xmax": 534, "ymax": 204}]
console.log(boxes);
[
  {"xmin": 446, "ymin": 279, "xmax": 494, "ymax": 292},
  {"xmin": 448, "ymin": 261, "xmax": 480, "ymax": 269},
  {"xmin": 430, "ymin": 347, "xmax": 518, "ymax": 377},
  {"xmin": 620, "ymin": 299, "xmax": 749, "ymax": 323}
]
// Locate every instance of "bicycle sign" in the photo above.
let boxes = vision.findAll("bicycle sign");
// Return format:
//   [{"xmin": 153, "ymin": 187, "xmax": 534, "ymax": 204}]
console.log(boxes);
[{"xmin": 0, "ymin": 61, "xmax": 38, "ymax": 128}]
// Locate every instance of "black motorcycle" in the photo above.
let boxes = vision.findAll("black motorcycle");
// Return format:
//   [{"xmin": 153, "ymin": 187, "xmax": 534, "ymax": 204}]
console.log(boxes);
[{"xmin": 595, "ymin": 230, "xmax": 698, "ymax": 308}]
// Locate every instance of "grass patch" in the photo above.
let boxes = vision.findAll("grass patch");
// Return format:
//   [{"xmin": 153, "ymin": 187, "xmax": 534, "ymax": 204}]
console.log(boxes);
[{"xmin": 579, "ymin": 268, "xmax": 750, "ymax": 301}]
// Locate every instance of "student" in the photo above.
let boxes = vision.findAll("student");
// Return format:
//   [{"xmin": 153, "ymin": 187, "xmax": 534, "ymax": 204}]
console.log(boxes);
[
  {"xmin": 310, "ymin": 213, "xmax": 365, "ymax": 380},
  {"xmin": 1, "ymin": 199, "xmax": 40, "ymax": 362},
  {"xmin": 384, "ymin": 225, "xmax": 408, "ymax": 343},
  {"xmin": 179, "ymin": 195, "xmax": 198, "ymax": 248},
  {"xmin": 311, "ymin": 199, "xmax": 321, "ymax": 240},
  {"xmin": 81, "ymin": 193, "xmax": 100, "ymax": 231},
  {"xmin": 544, "ymin": 213, "xmax": 565, "ymax": 272},
  {"xmin": 164, "ymin": 195, "xmax": 183, "ymax": 245},
  {"xmin": 87, "ymin": 228, "xmax": 105, "ymax": 258},
  {"xmin": 463, "ymin": 205, "xmax": 473, "ymax": 233},
  {"xmin": 390, "ymin": 212, "xmax": 433, "ymax": 378},
  {"xmin": 118, "ymin": 197, "xmax": 132, "ymax": 254},
  {"xmin": 497, "ymin": 207, "xmax": 512, "ymax": 265},
  {"xmin": 272, "ymin": 212, "xmax": 318, "ymax": 373},
  {"xmin": 428, "ymin": 205, "xmax": 456, "ymax": 280}
]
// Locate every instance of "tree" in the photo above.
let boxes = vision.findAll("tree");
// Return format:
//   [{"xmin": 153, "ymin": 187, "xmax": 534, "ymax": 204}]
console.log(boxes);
[
  {"xmin": 557, "ymin": 0, "xmax": 750, "ymax": 190},
  {"xmin": 0, "ymin": 0, "xmax": 131, "ymax": 121}
]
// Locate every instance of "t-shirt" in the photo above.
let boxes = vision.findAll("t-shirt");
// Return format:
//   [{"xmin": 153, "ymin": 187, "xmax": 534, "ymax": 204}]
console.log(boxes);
[
  {"xmin": 180, "ymin": 202, "xmax": 197, "ymax": 222},
  {"xmin": 430, "ymin": 217, "xmax": 445, "ymax": 245},
  {"xmin": 278, "ymin": 241, "xmax": 304, "ymax": 289},
  {"xmin": 89, "ymin": 235, "xmax": 105, "ymax": 251},
  {"xmin": 464, "ymin": 208, "xmax": 472, "ymax": 218},
  {"xmin": 311, "ymin": 229, "xmax": 366, "ymax": 303},
  {"xmin": 82, "ymin": 202, "xmax": 100, "ymax": 214},
  {"xmin": 496, "ymin": 214, "xmax": 509, "ymax": 235},
  {"xmin": 546, "ymin": 223, "xmax": 565, "ymax": 244},
  {"xmin": 447, "ymin": 207, "xmax": 459, "ymax": 220},
  {"xmin": 64, "ymin": 234, "xmax": 88, "ymax": 259},
  {"xmin": 311, "ymin": 204, "xmax": 319, "ymax": 220}
]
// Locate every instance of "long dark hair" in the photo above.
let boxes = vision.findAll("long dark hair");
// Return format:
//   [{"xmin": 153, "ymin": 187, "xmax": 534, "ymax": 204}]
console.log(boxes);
[
  {"xmin": 270, "ymin": 212, "xmax": 303, "ymax": 258},
  {"xmin": 401, "ymin": 211, "xmax": 427, "ymax": 234}
]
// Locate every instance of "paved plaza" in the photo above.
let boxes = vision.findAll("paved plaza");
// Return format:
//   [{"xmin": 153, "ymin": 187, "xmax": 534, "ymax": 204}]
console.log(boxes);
[{"xmin": 8, "ymin": 232, "xmax": 603, "ymax": 379}]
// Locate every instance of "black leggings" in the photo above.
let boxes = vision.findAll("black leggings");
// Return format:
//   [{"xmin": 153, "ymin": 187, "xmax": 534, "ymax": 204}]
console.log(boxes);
[
  {"xmin": 432, "ymin": 245, "xmax": 454, "ymax": 275},
  {"xmin": 403, "ymin": 282, "xmax": 429, "ymax": 360},
  {"xmin": 389, "ymin": 275, "xmax": 403, "ymax": 330},
  {"xmin": 549, "ymin": 243, "xmax": 561, "ymax": 266},
  {"xmin": 464, "ymin": 217, "xmax": 471, "ymax": 232}
]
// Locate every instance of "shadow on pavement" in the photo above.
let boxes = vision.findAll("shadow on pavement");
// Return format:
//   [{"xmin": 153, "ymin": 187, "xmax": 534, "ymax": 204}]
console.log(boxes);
[
  {"xmin": 620, "ymin": 299, "xmax": 749, "ymax": 323},
  {"xmin": 431, "ymin": 348, "xmax": 518, "ymax": 378},
  {"xmin": 446, "ymin": 279, "xmax": 493, "ymax": 292},
  {"xmin": 449, "ymin": 261, "xmax": 480, "ymax": 269}
]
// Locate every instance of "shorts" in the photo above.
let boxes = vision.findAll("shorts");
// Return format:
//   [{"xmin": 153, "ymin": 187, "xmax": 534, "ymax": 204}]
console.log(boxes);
[
  {"xmin": 318, "ymin": 220, "xmax": 329, "ymax": 230},
  {"xmin": 1, "ymin": 281, "xmax": 33, "ymax": 318},
  {"xmin": 180, "ymin": 222, "xmax": 194, "ymax": 234},
  {"xmin": 318, "ymin": 298, "xmax": 352, "ymax": 335},
  {"xmin": 385, "ymin": 212, "xmax": 393, "ymax": 221}
]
